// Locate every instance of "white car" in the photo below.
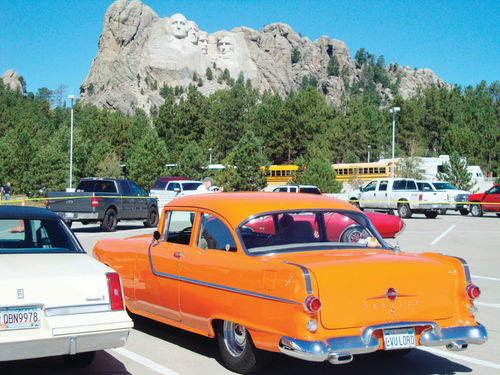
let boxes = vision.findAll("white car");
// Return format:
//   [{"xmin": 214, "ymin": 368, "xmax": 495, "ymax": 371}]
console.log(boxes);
[
  {"xmin": 0, "ymin": 206, "xmax": 132, "ymax": 366},
  {"xmin": 417, "ymin": 181, "xmax": 470, "ymax": 215}
]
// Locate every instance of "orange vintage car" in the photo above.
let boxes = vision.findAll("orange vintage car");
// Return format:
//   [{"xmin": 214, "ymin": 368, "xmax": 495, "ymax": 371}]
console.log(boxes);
[{"xmin": 93, "ymin": 192, "xmax": 487, "ymax": 373}]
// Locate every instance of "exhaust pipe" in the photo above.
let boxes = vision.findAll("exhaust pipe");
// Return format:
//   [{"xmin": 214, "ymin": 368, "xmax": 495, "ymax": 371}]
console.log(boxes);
[
  {"xmin": 446, "ymin": 340, "xmax": 468, "ymax": 351},
  {"xmin": 328, "ymin": 352, "xmax": 353, "ymax": 364}
]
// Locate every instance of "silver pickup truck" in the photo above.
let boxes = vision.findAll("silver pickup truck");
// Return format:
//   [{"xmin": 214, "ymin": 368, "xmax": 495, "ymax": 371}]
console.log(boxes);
[{"xmin": 46, "ymin": 178, "xmax": 158, "ymax": 231}]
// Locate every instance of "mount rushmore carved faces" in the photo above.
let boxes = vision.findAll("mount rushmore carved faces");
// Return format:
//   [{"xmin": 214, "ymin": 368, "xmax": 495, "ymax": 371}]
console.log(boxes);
[
  {"xmin": 169, "ymin": 13, "xmax": 188, "ymax": 39},
  {"xmin": 217, "ymin": 35, "xmax": 234, "ymax": 57},
  {"xmin": 187, "ymin": 21, "xmax": 199, "ymax": 45},
  {"xmin": 198, "ymin": 32, "xmax": 208, "ymax": 54}
]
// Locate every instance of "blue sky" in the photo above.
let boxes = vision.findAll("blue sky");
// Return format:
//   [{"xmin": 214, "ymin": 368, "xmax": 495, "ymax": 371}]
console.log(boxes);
[{"xmin": 1, "ymin": 0, "xmax": 498, "ymax": 101}]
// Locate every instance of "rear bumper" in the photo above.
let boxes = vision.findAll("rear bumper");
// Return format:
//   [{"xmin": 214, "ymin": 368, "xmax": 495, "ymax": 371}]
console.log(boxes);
[
  {"xmin": 0, "ymin": 328, "xmax": 130, "ymax": 361},
  {"xmin": 56, "ymin": 212, "xmax": 99, "ymax": 221},
  {"xmin": 278, "ymin": 322, "xmax": 487, "ymax": 364}
]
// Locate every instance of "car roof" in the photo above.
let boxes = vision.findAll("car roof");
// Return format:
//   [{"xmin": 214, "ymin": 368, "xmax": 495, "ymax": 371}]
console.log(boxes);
[
  {"xmin": 0, "ymin": 206, "xmax": 61, "ymax": 220},
  {"xmin": 166, "ymin": 192, "xmax": 355, "ymax": 226}
]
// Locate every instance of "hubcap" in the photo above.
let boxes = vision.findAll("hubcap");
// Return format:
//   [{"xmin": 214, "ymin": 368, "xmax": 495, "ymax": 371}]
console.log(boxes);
[{"xmin": 223, "ymin": 321, "xmax": 247, "ymax": 357}]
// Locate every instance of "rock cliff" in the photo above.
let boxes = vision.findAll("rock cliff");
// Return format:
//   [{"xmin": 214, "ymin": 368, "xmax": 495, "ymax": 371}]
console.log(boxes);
[
  {"xmin": 80, "ymin": 0, "xmax": 450, "ymax": 114},
  {"xmin": 1, "ymin": 70, "xmax": 24, "ymax": 94}
]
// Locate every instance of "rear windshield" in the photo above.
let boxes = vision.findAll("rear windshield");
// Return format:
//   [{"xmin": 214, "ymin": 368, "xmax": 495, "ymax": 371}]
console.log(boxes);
[
  {"xmin": 0, "ymin": 218, "xmax": 83, "ymax": 254},
  {"xmin": 299, "ymin": 187, "xmax": 321, "ymax": 194},
  {"xmin": 76, "ymin": 180, "xmax": 117, "ymax": 193},
  {"xmin": 182, "ymin": 182, "xmax": 202, "ymax": 191},
  {"xmin": 152, "ymin": 181, "xmax": 168, "ymax": 190},
  {"xmin": 432, "ymin": 182, "xmax": 458, "ymax": 190},
  {"xmin": 238, "ymin": 210, "xmax": 387, "ymax": 255}
]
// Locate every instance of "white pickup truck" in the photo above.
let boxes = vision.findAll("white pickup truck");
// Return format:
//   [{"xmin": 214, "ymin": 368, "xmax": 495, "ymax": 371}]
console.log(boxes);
[
  {"xmin": 349, "ymin": 178, "xmax": 450, "ymax": 218},
  {"xmin": 150, "ymin": 180, "xmax": 203, "ymax": 211}
]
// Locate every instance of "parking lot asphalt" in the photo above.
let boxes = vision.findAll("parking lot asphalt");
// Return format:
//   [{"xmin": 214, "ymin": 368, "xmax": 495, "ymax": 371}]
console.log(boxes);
[{"xmin": 3, "ymin": 212, "xmax": 499, "ymax": 375}]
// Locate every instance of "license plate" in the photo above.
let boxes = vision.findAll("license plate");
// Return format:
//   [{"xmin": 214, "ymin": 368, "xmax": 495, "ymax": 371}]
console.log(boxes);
[
  {"xmin": 0, "ymin": 306, "xmax": 41, "ymax": 330},
  {"xmin": 64, "ymin": 212, "xmax": 75, "ymax": 218},
  {"xmin": 383, "ymin": 327, "xmax": 416, "ymax": 350}
]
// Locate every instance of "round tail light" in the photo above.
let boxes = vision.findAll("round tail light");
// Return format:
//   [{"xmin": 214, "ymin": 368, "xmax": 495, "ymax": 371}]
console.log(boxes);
[
  {"xmin": 466, "ymin": 284, "xmax": 481, "ymax": 300},
  {"xmin": 304, "ymin": 296, "xmax": 321, "ymax": 313}
]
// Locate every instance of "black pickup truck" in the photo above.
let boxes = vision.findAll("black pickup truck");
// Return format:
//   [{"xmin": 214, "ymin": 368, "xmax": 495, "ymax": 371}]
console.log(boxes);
[{"xmin": 46, "ymin": 178, "xmax": 158, "ymax": 231}]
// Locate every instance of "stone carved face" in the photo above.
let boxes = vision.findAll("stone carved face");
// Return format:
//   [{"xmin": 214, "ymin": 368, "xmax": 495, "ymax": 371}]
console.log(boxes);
[
  {"xmin": 218, "ymin": 35, "xmax": 234, "ymax": 56},
  {"xmin": 198, "ymin": 32, "xmax": 208, "ymax": 54},
  {"xmin": 187, "ymin": 21, "xmax": 199, "ymax": 44},
  {"xmin": 169, "ymin": 13, "xmax": 188, "ymax": 39}
]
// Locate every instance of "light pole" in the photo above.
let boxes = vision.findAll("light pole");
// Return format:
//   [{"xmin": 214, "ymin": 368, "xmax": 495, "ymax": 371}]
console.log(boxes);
[
  {"xmin": 208, "ymin": 148, "xmax": 212, "ymax": 165},
  {"xmin": 389, "ymin": 106, "xmax": 400, "ymax": 178},
  {"xmin": 367, "ymin": 145, "xmax": 371, "ymax": 163},
  {"xmin": 68, "ymin": 95, "xmax": 75, "ymax": 190}
]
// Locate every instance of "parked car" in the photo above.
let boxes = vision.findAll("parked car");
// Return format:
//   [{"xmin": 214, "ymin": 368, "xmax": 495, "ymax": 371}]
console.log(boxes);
[
  {"xmin": 273, "ymin": 185, "xmax": 322, "ymax": 194},
  {"xmin": 94, "ymin": 192, "xmax": 486, "ymax": 373},
  {"xmin": 349, "ymin": 178, "xmax": 450, "ymax": 218},
  {"xmin": 46, "ymin": 178, "xmax": 159, "ymax": 231},
  {"xmin": 150, "ymin": 177, "xmax": 187, "ymax": 194},
  {"xmin": 0, "ymin": 206, "xmax": 132, "ymax": 366},
  {"xmin": 416, "ymin": 181, "xmax": 470, "ymax": 215},
  {"xmin": 468, "ymin": 184, "xmax": 500, "ymax": 217}
]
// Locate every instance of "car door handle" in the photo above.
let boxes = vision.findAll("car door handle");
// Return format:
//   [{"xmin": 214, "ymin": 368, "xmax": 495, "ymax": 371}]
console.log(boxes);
[{"xmin": 173, "ymin": 252, "xmax": 183, "ymax": 258}]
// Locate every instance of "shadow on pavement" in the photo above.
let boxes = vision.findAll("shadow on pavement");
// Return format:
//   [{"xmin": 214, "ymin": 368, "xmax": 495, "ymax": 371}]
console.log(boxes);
[{"xmin": 0, "ymin": 350, "xmax": 130, "ymax": 375}]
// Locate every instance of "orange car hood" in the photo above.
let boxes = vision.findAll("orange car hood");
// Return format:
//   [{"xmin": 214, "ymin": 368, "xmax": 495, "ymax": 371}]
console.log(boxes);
[{"xmin": 270, "ymin": 250, "xmax": 455, "ymax": 329}]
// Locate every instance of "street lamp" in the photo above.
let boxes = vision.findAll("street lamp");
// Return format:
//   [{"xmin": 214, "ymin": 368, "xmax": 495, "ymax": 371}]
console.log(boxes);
[
  {"xmin": 208, "ymin": 148, "xmax": 212, "ymax": 165},
  {"xmin": 389, "ymin": 106, "xmax": 400, "ymax": 178},
  {"xmin": 68, "ymin": 95, "xmax": 75, "ymax": 190},
  {"xmin": 367, "ymin": 145, "xmax": 371, "ymax": 163}
]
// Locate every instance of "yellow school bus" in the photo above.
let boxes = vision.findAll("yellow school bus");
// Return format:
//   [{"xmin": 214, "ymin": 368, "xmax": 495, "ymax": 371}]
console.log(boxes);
[
  {"xmin": 265, "ymin": 165, "xmax": 299, "ymax": 185},
  {"xmin": 332, "ymin": 161, "xmax": 397, "ymax": 181}
]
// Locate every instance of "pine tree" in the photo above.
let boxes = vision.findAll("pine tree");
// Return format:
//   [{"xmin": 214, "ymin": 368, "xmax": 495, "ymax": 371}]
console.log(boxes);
[
  {"xmin": 436, "ymin": 151, "xmax": 474, "ymax": 191},
  {"xmin": 225, "ymin": 130, "xmax": 268, "ymax": 191},
  {"xmin": 327, "ymin": 55, "xmax": 340, "ymax": 76}
]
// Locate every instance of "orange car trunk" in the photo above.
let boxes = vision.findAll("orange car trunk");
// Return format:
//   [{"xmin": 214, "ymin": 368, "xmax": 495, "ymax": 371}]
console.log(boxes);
[{"xmin": 282, "ymin": 250, "xmax": 455, "ymax": 330}]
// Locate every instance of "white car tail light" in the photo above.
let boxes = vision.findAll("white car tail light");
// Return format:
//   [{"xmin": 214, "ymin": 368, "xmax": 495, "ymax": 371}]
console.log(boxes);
[{"xmin": 106, "ymin": 272, "xmax": 125, "ymax": 311}]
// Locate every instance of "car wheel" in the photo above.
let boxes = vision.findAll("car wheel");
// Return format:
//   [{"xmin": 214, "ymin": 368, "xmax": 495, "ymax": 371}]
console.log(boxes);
[
  {"xmin": 101, "ymin": 208, "xmax": 117, "ymax": 232},
  {"xmin": 216, "ymin": 320, "xmax": 269, "ymax": 374},
  {"xmin": 460, "ymin": 209, "xmax": 469, "ymax": 216},
  {"xmin": 63, "ymin": 351, "xmax": 96, "ymax": 367},
  {"xmin": 470, "ymin": 203, "xmax": 483, "ymax": 217},
  {"xmin": 144, "ymin": 206, "xmax": 159, "ymax": 228},
  {"xmin": 340, "ymin": 225, "xmax": 365, "ymax": 243},
  {"xmin": 397, "ymin": 203, "xmax": 412, "ymax": 218},
  {"xmin": 424, "ymin": 211, "xmax": 438, "ymax": 219},
  {"xmin": 496, "ymin": 213, "xmax": 500, "ymax": 217}
]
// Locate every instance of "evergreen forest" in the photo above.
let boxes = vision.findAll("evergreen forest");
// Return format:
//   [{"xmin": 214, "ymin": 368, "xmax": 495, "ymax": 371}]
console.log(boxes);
[{"xmin": 0, "ymin": 75, "xmax": 498, "ymax": 195}]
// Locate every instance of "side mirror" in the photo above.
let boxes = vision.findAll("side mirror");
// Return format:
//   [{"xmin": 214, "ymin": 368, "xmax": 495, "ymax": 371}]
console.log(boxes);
[
  {"xmin": 173, "ymin": 188, "xmax": 181, "ymax": 193},
  {"xmin": 359, "ymin": 186, "xmax": 364, "ymax": 192},
  {"xmin": 153, "ymin": 231, "xmax": 161, "ymax": 241}
]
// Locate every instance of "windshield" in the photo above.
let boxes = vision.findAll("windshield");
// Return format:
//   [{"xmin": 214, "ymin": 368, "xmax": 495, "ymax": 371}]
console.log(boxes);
[
  {"xmin": 0, "ymin": 218, "xmax": 83, "ymax": 254},
  {"xmin": 238, "ymin": 210, "xmax": 387, "ymax": 255},
  {"xmin": 182, "ymin": 182, "xmax": 203, "ymax": 191},
  {"xmin": 432, "ymin": 182, "xmax": 458, "ymax": 190}
]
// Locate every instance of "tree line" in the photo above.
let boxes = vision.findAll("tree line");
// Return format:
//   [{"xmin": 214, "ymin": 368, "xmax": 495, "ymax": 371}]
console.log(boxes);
[{"xmin": 0, "ymin": 75, "xmax": 498, "ymax": 195}]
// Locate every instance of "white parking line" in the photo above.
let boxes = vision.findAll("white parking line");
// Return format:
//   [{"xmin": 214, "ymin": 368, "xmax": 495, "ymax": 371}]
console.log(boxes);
[
  {"xmin": 430, "ymin": 225, "xmax": 456, "ymax": 245},
  {"xmin": 418, "ymin": 347, "xmax": 500, "ymax": 370},
  {"xmin": 474, "ymin": 302, "xmax": 500, "ymax": 308},
  {"xmin": 472, "ymin": 275, "xmax": 500, "ymax": 282},
  {"xmin": 109, "ymin": 347, "xmax": 181, "ymax": 375}
]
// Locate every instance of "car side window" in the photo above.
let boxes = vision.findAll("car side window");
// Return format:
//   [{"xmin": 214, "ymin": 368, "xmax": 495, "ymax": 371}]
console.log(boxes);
[
  {"xmin": 364, "ymin": 181, "xmax": 377, "ymax": 192},
  {"xmin": 393, "ymin": 180, "xmax": 405, "ymax": 190},
  {"xmin": 119, "ymin": 180, "xmax": 132, "ymax": 194},
  {"xmin": 163, "ymin": 211, "xmax": 195, "ymax": 245},
  {"xmin": 167, "ymin": 182, "xmax": 180, "ymax": 191},
  {"xmin": 198, "ymin": 214, "xmax": 236, "ymax": 252},
  {"xmin": 406, "ymin": 181, "xmax": 417, "ymax": 190},
  {"xmin": 128, "ymin": 181, "xmax": 143, "ymax": 195},
  {"xmin": 379, "ymin": 181, "xmax": 388, "ymax": 191}
]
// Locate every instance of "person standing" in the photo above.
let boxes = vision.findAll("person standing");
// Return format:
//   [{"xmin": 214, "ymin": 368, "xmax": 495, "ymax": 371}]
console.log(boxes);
[{"xmin": 3, "ymin": 182, "xmax": 11, "ymax": 205}]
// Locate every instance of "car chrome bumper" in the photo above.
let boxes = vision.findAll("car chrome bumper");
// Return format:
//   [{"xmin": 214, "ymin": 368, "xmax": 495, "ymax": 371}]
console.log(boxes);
[
  {"xmin": 0, "ymin": 328, "xmax": 130, "ymax": 362},
  {"xmin": 56, "ymin": 212, "xmax": 99, "ymax": 220},
  {"xmin": 278, "ymin": 322, "xmax": 487, "ymax": 365}
]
